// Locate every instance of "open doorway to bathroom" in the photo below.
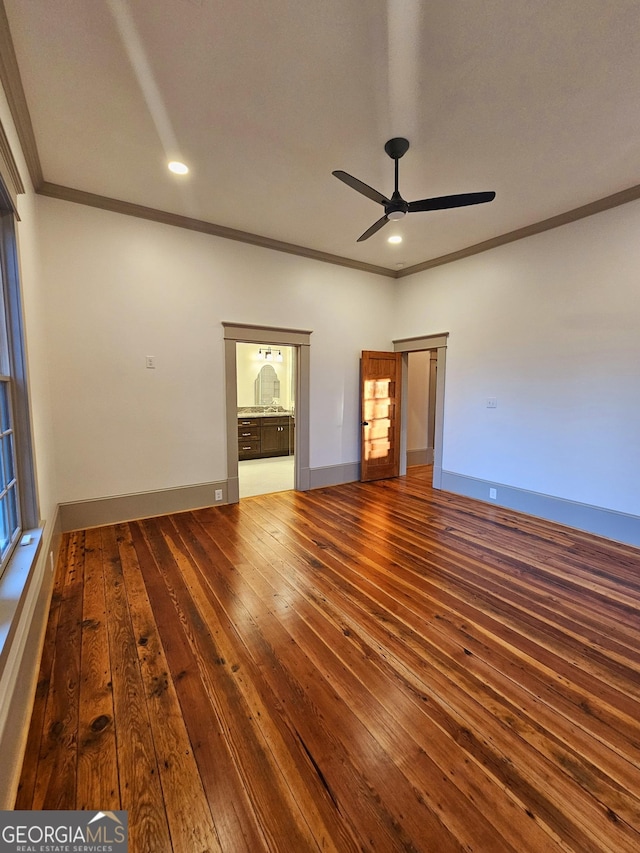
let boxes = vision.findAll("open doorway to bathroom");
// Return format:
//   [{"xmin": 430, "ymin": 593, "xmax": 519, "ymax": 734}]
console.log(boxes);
[
  {"xmin": 223, "ymin": 322, "xmax": 311, "ymax": 504},
  {"xmin": 236, "ymin": 341, "xmax": 296, "ymax": 497}
]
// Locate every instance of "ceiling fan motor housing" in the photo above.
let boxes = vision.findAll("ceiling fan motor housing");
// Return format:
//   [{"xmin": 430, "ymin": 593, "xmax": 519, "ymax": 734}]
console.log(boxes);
[{"xmin": 385, "ymin": 190, "xmax": 408, "ymax": 220}]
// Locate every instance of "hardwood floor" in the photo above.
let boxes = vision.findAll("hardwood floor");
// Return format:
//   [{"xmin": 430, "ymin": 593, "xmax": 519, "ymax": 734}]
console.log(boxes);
[{"xmin": 15, "ymin": 467, "xmax": 640, "ymax": 852}]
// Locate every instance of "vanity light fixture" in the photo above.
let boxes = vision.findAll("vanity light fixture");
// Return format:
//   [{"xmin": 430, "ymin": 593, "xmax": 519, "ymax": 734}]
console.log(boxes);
[{"xmin": 257, "ymin": 347, "xmax": 284, "ymax": 362}]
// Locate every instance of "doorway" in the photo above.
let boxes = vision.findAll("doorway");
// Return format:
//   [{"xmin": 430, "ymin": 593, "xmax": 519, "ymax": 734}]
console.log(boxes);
[
  {"xmin": 236, "ymin": 342, "xmax": 296, "ymax": 497},
  {"xmin": 394, "ymin": 332, "xmax": 448, "ymax": 490},
  {"xmin": 406, "ymin": 350, "xmax": 437, "ymax": 468},
  {"xmin": 223, "ymin": 323, "xmax": 312, "ymax": 504}
]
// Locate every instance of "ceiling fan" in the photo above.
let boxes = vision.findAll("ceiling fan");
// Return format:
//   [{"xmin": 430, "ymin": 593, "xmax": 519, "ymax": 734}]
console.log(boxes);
[{"xmin": 333, "ymin": 137, "xmax": 496, "ymax": 242}]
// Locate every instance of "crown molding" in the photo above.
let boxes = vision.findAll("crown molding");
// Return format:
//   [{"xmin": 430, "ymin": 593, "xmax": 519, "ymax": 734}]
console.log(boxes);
[
  {"xmin": 37, "ymin": 181, "xmax": 397, "ymax": 278},
  {"xmin": 397, "ymin": 183, "xmax": 640, "ymax": 277},
  {"xmin": 0, "ymin": 0, "xmax": 42, "ymax": 190}
]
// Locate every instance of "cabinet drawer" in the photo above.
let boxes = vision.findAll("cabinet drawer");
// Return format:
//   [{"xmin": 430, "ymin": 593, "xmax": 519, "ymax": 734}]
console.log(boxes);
[
  {"xmin": 238, "ymin": 436, "xmax": 261, "ymax": 459},
  {"xmin": 238, "ymin": 418, "xmax": 259, "ymax": 428},
  {"xmin": 238, "ymin": 425, "xmax": 260, "ymax": 439}
]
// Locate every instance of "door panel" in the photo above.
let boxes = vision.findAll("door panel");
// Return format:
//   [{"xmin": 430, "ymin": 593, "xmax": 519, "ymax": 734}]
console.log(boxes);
[{"xmin": 360, "ymin": 350, "xmax": 402, "ymax": 481}]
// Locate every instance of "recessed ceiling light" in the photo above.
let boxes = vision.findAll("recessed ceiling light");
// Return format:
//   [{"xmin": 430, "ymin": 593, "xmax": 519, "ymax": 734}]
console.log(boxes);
[
  {"xmin": 388, "ymin": 235, "xmax": 402, "ymax": 244},
  {"xmin": 168, "ymin": 161, "xmax": 189, "ymax": 175}
]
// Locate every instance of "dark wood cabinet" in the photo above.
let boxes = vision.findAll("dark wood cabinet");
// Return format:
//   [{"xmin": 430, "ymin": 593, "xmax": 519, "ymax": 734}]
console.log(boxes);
[
  {"xmin": 260, "ymin": 417, "xmax": 290, "ymax": 455},
  {"xmin": 238, "ymin": 416, "xmax": 294, "ymax": 460},
  {"xmin": 237, "ymin": 418, "xmax": 261, "ymax": 458}
]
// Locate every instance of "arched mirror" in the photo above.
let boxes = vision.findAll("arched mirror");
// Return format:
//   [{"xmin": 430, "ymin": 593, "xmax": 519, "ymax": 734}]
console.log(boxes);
[{"xmin": 255, "ymin": 364, "xmax": 280, "ymax": 406}]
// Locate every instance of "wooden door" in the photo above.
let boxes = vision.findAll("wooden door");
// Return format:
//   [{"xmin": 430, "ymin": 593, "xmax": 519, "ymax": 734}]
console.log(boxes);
[{"xmin": 360, "ymin": 350, "xmax": 402, "ymax": 481}]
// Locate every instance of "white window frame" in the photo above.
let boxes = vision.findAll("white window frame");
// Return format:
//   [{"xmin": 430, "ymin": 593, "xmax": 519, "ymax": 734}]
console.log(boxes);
[{"xmin": 0, "ymin": 194, "xmax": 38, "ymax": 579}]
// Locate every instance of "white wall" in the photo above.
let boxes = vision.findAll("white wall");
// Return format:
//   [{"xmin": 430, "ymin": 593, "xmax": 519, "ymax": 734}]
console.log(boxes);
[
  {"xmin": 37, "ymin": 196, "xmax": 395, "ymax": 502},
  {"xmin": 15, "ymin": 193, "xmax": 60, "ymax": 528},
  {"xmin": 394, "ymin": 200, "xmax": 640, "ymax": 517}
]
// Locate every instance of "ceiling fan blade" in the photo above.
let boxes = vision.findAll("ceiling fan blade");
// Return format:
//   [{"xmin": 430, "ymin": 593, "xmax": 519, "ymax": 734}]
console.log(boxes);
[
  {"xmin": 357, "ymin": 216, "xmax": 389, "ymax": 242},
  {"xmin": 332, "ymin": 170, "xmax": 390, "ymax": 206},
  {"xmin": 408, "ymin": 191, "xmax": 496, "ymax": 213}
]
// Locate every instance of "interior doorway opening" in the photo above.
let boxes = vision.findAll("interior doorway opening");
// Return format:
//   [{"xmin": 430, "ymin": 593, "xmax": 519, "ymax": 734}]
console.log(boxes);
[
  {"xmin": 406, "ymin": 349, "xmax": 438, "ymax": 469},
  {"xmin": 236, "ymin": 341, "xmax": 296, "ymax": 498},
  {"xmin": 223, "ymin": 322, "xmax": 311, "ymax": 505},
  {"xmin": 394, "ymin": 332, "xmax": 448, "ymax": 490}
]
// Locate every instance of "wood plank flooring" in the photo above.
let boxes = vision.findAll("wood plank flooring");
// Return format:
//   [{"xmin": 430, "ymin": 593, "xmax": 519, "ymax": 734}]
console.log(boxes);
[{"xmin": 15, "ymin": 467, "xmax": 640, "ymax": 852}]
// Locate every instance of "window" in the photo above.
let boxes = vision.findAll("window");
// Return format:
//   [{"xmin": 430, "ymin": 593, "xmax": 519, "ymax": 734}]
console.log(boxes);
[
  {"xmin": 0, "ymin": 117, "xmax": 38, "ymax": 579},
  {"xmin": 0, "ymin": 199, "xmax": 37, "ymax": 578},
  {"xmin": 0, "ymin": 380, "xmax": 19, "ymax": 563}
]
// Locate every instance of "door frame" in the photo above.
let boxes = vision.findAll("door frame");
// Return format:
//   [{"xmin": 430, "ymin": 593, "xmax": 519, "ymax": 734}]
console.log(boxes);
[
  {"xmin": 393, "ymin": 332, "xmax": 448, "ymax": 489},
  {"xmin": 223, "ymin": 322, "xmax": 312, "ymax": 503}
]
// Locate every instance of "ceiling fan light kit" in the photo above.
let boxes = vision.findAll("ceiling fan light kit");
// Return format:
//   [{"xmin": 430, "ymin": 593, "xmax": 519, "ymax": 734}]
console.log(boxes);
[{"xmin": 333, "ymin": 138, "xmax": 496, "ymax": 242}]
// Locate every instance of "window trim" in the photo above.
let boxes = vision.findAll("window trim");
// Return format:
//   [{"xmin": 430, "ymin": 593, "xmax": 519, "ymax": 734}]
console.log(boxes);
[
  {"xmin": 0, "ymin": 209, "xmax": 38, "ymax": 531},
  {"xmin": 0, "ymin": 174, "xmax": 38, "ymax": 582}
]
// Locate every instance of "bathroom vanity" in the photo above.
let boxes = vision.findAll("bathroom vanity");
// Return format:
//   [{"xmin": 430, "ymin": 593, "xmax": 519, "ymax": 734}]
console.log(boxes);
[{"xmin": 237, "ymin": 411, "xmax": 295, "ymax": 460}]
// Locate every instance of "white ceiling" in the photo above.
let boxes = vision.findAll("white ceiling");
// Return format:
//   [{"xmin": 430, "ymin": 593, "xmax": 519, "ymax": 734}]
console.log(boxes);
[{"xmin": 4, "ymin": 0, "xmax": 640, "ymax": 272}]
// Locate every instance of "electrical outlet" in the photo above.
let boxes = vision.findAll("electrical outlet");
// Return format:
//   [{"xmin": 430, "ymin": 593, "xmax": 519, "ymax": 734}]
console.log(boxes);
[
  {"xmin": 489, "ymin": 488, "xmax": 497, "ymax": 500},
  {"xmin": 145, "ymin": 356, "xmax": 156, "ymax": 369},
  {"xmin": 486, "ymin": 397, "xmax": 497, "ymax": 408},
  {"xmin": 214, "ymin": 489, "xmax": 223, "ymax": 501}
]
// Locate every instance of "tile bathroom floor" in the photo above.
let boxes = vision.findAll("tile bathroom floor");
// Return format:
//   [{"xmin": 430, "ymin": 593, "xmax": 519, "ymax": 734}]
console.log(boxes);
[{"xmin": 238, "ymin": 455, "xmax": 295, "ymax": 498}]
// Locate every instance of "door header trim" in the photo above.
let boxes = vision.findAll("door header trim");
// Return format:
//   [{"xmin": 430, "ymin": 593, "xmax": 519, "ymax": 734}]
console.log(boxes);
[
  {"xmin": 223, "ymin": 322, "xmax": 312, "ymax": 345},
  {"xmin": 393, "ymin": 332, "xmax": 449, "ymax": 352}
]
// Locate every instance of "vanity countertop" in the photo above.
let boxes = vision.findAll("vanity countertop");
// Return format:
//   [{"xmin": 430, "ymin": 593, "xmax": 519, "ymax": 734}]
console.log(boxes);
[{"xmin": 237, "ymin": 410, "xmax": 294, "ymax": 419}]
